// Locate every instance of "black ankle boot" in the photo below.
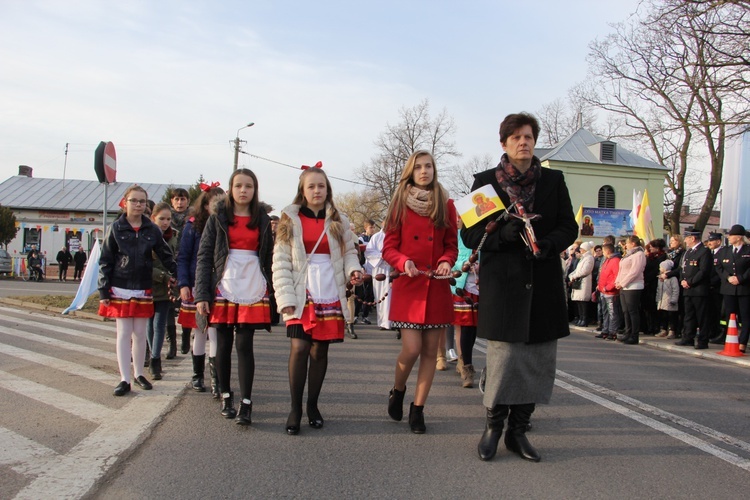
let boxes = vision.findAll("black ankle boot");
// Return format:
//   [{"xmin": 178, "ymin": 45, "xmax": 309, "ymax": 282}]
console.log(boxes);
[
  {"xmin": 388, "ymin": 386, "xmax": 406, "ymax": 421},
  {"xmin": 307, "ymin": 403, "xmax": 324, "ymax": 429},
  {"xmin": 166, "ymin": 325, "xmax": 177, "ymax": 359},
  {"xmin": 149, "ymin": 357, "xmax": 162, "ymax": 381},
  {"xmin": 235, "ymin": 400, "xmax": 252, "ymax": 426},
  {"xmin": 144, "ymin": 345, "xmax": 151, "ymax": 367},
  {"xmin": 478, "ymin": 405, "xmax": 508, "ymax": 461},
  {"xmin": 191, "ymin": 354, "xmax": 206, "ymax": 392},
  {"xmin": 181, "ymin": 328, "xmax": 191, "ymax": 355},
  {"xmin": 221, "ymin": 392, "xmax": 236, "ymax": 419},
  {"xmin": 408, "ymin": 403, "xmax": 426, "ymax": 434},
  {"xmin": 208, "ymin": 357, "xmax": 220, "ymax": 399},
  {"xmin": 504, "ymin": 404, "xmax": 540, "ymax": 462}
]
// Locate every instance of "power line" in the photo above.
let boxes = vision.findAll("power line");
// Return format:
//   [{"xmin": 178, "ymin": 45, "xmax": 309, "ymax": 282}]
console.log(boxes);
[{"xmin": 244, "ymin": 152, "xmax": 371, "ymax": 187}]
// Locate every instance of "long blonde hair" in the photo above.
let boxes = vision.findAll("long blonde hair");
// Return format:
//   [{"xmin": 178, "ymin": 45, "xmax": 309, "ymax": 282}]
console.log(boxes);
[{"xmin": 384, "ymin": 151, "xmax": 450, "ymax": 231}]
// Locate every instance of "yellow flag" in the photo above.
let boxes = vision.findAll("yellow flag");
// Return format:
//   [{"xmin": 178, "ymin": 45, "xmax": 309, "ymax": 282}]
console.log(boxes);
[
  {"xmin": 634, "ymin": 189, "xmax": 655, "ymax": 241},
  {"xmin": 454, "ymin": 185, "xmax": 505, "ymax": 227},
  {"xmin": 575, "ymin": 204, "xmax": 583, "ymax": 226}
]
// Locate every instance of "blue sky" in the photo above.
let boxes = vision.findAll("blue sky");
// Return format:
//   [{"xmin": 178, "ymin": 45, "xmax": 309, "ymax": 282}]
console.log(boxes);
[{"xmin": 0, "ymin": 0, "xmax": 640, "ymax": 211}]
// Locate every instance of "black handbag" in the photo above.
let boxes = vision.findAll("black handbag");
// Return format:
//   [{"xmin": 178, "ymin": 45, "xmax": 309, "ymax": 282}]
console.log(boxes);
[{"xmin": 570, "ymin": 278, "xmax": 583, "ymax": 290}]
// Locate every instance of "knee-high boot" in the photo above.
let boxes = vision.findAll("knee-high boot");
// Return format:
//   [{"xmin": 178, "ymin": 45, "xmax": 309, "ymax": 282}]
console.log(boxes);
[
  {"xmin": 504, "ymin": 403, "xmax": 541, "ymax": 462},
  {"xmin": 181, "ymin": 328, "xmax": 191, "ymax": 355},
  {"xmin": 166, "ymin": 325, "xmax": 177, "ymax": 360},
  {"xmin": 191, "ymin": 354, "xmax": 206, "ymax": 392},
  {"xmin": 208, "ymin": 356, "xmax": 220, "ymax": 399},
  {"xmin": 477, "ymin": 404, "xmax": 508, "ymax": 461}
]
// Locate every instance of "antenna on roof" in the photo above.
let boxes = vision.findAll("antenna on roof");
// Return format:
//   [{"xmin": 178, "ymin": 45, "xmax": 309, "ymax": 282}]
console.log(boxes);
[{"xmin": 62, "ymin": 143, "xmax": 69, "ymax": 190}]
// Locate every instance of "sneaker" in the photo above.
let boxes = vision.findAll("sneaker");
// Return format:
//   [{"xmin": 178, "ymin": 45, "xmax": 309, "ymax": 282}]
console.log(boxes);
[
  {"xmin": 362, "ymin": 317, "xmax": 371, "ymax": 325},
  {"xmin": 655, "ymin": 330, "xmax": 668, "ymax": 338},
  {"xmin": 446, "ymin": 349, "xmax": 458, "ymax": 363},
  {"xmin": 666, "ymin": 330, "xmax": 676, "ymax": 339}
]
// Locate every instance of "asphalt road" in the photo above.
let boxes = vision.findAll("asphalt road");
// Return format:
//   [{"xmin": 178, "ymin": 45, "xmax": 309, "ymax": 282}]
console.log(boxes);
[
  {"xmin": 1, "ymin": 303, "xmax": 749, "ymax": 499},
  {"xmin": 0, "ymin": 276, "xmax": 80, "ymax": 298}
]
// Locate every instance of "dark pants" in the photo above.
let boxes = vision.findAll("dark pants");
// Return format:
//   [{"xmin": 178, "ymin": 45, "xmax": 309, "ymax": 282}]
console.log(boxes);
[
  {"xmin": 620, "ymin": 289, "xmax": 642, "ymax": 339},
  {"xmin": 705, "ymin": 287, "xmax": 723, "ymax": 339},
  {"xmin": 723, "ymin": 294, "xmax": 750, "ymax": 346},
  {"xmin": 683, "ymin": 295, "xmax": 709, "ymax": 345}
]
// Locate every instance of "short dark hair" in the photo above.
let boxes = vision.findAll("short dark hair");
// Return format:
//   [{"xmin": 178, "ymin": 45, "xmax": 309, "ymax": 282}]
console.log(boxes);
[
  {"xmin": 499, "ymin": 112, "xmax": 540, "ymax": 144},
  {"xmin": 594, "ymin": 245, "xmax": 602, "ymax": 252},
  {"xmin": 602, "ymin": 243, "xmax": 615, "ymax": 253},
  {"xmin": 171, "ymin": 188, "xmax": 189, "ymax": 199}
]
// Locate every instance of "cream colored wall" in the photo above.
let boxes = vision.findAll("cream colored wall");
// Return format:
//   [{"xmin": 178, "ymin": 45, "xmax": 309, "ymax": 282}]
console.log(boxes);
[{"xmin": 544, "ymin": 161, "xmax": 667, "ymax": 241}]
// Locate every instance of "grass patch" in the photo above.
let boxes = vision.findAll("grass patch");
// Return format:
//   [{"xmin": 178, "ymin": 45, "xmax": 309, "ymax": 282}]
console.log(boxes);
[{"xmin": 10, "ymin": 293, "xmax": 100, "ymax": 312}]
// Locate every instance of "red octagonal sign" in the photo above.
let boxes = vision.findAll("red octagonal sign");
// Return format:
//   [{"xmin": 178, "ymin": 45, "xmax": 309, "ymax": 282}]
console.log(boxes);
[{"xmin": 103, "ymin": 142, "xmax": 117, "ymax": 183}]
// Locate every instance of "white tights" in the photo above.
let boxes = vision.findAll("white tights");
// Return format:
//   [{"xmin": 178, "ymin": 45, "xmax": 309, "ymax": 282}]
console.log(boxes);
[
  {"xmin": 116, "ymin": 317, "xmax": 148, "ymax": 383},
  {"xmin": 192, "ymin": 326, "xmax": 217, "ymax": 357}
]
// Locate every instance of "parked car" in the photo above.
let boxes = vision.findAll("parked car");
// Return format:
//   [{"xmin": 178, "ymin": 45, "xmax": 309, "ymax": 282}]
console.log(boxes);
[{"xmin": 0, "ymin": 248, "xmax": 11, "ymax": 275}]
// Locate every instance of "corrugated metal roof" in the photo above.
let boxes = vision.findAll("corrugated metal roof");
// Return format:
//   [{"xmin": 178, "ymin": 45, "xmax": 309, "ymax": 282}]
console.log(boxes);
[
  {"xmin": 539, "ymin": 128, "xmax": 667, "ymax": 170},
  {"xmin": 0, "ymin": 176, "xmax": 190, "ymax": 212}
]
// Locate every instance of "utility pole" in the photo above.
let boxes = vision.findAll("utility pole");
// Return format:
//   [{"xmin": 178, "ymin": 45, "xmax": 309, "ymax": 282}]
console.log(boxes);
[{"xmin": 232, "ymin": 122, "xmax": 254, "ymax": 170}]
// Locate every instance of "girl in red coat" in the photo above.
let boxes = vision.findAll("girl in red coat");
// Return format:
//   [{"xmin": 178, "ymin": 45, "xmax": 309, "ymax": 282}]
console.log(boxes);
[{"xmin": 383, "ymin": 150, "xmax": 458, "ymax": 433}]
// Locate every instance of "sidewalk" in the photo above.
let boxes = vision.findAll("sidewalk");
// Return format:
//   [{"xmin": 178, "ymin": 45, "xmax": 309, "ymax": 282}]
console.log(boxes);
[{"xmin": 570, "ymin": 324, "xmax": 750, "ymax": 369}]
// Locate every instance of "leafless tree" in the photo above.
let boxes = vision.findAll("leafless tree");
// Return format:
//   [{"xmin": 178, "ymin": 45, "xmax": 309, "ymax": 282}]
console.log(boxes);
[
  {"xmin": 443, "ymin": 154, "xmax": 495, "ymax": 198},
  {"xmin": 356, "ymin": 99, "xmax": 460, "ymax": 206},
  {"xmin": 580, "ymin": 0, "xmax": 750, "ymax": 234},
  {"xmin": 334, "ymin": 190, "xmax": 388, "ymax": 233},
  {"xmin": 536, "ymin": 96, "xmax": 599, "ymax": 147}
]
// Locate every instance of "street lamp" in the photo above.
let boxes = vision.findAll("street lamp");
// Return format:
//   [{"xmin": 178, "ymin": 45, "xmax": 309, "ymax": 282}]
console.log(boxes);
[{"xmin": 233, "ymin": 122, "xmax": 255, "ymax": 170}]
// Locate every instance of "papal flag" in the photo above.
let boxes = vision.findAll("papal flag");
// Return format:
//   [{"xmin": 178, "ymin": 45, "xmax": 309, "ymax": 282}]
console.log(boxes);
[
  {"xmin": 62, "ymin": 239, "xmax": 101, "ymax": 315},
  {"xmin": 575, "ymin": 204, "xmax": 584, "ymax": 226},
  {"xmin": 634, "ymin": 189, "xmax": 655, "ymax": 242},
  {"xmin": 455, "ymin": 185, "xmax": 505, "ymax": 227}
]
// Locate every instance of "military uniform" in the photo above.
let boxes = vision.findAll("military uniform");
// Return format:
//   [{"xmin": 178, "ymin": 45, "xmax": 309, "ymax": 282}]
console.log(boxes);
[{"xmin": 677, "ymin": 233, "xmax": 712, "ymax": 348}]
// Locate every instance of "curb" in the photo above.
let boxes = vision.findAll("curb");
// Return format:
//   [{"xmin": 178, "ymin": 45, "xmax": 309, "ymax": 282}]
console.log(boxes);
[
  {"xmin": 0, "ymin": 297, "xmax": 107, "ymax": 321},
  {"xmin": 571, "ymin": 325, "xmax": 749, "ymax": 369}
]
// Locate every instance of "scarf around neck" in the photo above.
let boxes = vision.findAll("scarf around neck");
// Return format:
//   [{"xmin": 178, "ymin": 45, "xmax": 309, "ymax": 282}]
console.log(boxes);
[
  {"xmin": 406, "ymin": 185, "xmax": 433, "ymax": 217},
  {"xmin": 494, "ymin": 153, "xmax": 542, "ymax": 211}
]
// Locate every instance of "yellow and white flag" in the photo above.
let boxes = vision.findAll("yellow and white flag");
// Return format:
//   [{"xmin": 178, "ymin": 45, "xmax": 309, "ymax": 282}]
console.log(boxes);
[{"xmin": 455, "ymin": 185, "xmax": 505, "ymax": 227}]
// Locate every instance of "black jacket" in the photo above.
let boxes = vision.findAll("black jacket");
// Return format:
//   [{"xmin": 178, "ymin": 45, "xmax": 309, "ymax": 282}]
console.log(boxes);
[
  {"xmin": 679, "ymin": 243, "xmax": 711, "ymax": 297},
  {"xmin": 98, "ymin": 214, "xmax": 176, "ymax": 299},
  {"xmin": 462, "ymin": 166, "xmax": 578, "ymax": 344},
  {"xmin": 194, "ymin": 201, "xmax": 274, "ymax": 315},
  {"xmin": 715, "ymin": 244, "xmax": 750, "ymax": 296}
]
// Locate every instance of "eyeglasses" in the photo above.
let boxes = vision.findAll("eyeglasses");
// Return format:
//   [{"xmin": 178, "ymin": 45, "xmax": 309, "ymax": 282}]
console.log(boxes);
[{"xmin": 127, "ymin": 199, "xmax": 147, "ymax": 205}]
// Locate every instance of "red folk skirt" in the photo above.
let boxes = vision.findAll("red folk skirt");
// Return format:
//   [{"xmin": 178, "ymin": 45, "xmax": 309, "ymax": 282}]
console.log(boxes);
[
  {"xmin": 177, "ymin": 289, "xmax": 198, "ymax": 328},
  {"xmin": 286, "ymin": 291, "xmax": 345, "ymax": 342},
  {"xmin": 98, "ymin": 287, "xmax": 154, "ymax": 318},
  {"xmin": 209, "ymin": 287, "xmax": 271, "ymax": 326},
  {"xmin": 453, "ymin": 291, "xmax": 479, "ymax": 326}
]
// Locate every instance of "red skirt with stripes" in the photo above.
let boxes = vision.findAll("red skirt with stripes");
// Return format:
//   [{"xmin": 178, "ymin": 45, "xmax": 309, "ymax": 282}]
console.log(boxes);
[
  {"xmin": 208, "ymin": 287, "xmax": 271, "ymax": 326},
  {"xmin": 453, "ymin": 291, "xmax": 479, "ymax": 326},
  {"xmin": 98, "ymin": 289, "xmax": 154, "ymax": 318},
  {"xmin": 177, "ymin": 291, "xmax": 198, "ymax": 328},
  {"xmin": 286, "ymin": 292, "xmax": 345, "ymax": 342}
]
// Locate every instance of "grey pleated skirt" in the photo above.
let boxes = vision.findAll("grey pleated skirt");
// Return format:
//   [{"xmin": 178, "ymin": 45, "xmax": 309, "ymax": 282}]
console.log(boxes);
[{"xmin": 482, "ymin": 339, "xmax": 557, "ymax": 407}]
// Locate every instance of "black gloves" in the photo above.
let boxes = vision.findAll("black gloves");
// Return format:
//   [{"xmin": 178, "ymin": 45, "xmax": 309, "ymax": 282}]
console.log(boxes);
[{"xmin": 499, "ymin": 219, "xmax": 524, "ymax": 243}]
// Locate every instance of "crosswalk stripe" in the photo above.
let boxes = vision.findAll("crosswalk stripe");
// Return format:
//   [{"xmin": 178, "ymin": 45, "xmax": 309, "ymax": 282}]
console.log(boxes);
[
  {"xmin": 0, "ymin": 325, "xmax": 113, "ymax": 360},
  {"xmin": 0, "ymin": 343, "xmax": 114, "ymax": 384},
  {"xmin": 0, "ymin": 307, "xmax": 113, "ymax": 344},
  {"xmin": 0, "ymin": 427, "xmax": 58, "ymax": 474},
  {"xmin": 0, "ymin": 369, "xmax": 112, "ymax": 424}
]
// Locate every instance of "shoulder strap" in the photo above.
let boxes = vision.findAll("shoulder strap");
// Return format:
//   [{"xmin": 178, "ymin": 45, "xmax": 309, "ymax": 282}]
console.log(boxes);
[{"xmin": 293, "ymin": 222, "xmax": 329, "ymax": 288}]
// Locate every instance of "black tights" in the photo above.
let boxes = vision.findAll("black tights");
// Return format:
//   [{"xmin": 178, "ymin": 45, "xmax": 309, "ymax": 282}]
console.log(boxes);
[
  {"xmin": 460, "ymin": 326, "xmax": 477, "ymax": 365},
  {"xmin": 288, "ymin": 339, "xmax": 329, "ymax": 424},
  {"xmin": 215, "ymin": 324, "xmax": 255, "ymax": 400}
]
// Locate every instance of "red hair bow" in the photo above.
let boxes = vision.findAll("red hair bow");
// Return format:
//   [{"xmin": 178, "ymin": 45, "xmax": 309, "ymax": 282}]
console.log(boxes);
[
  {"xmin": 199, "ymin": 181, "xmax": 221, "ymax": 192},
  {"xmin": 301, "ymin": 161, "xmax": 323, "ymax": 170}
]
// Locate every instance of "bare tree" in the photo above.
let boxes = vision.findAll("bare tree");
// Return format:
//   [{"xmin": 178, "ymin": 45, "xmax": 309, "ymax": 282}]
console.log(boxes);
[
  {"xmin": 536, "ymin": 96, "xmax": 599, "ymax": 147},
  {"xmin": 443, "ymin": 154, "xmax": 495, "ymax": 198},
  {"xmin": 581, "ymin": 0, "xmax": 750, "ymax": 234},
  {"xmin": 357, "ymin": 99, "xmax": 460, "ymax": 206},
  {"xmin": 334, "ymin": 190, "xmax": 388, "ymax": 233}
]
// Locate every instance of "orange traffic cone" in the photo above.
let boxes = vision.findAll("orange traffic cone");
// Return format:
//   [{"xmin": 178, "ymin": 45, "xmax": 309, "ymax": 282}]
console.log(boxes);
[{"xmin": 718, "ymin": 313, "xmax": 745, "ymax": 357}]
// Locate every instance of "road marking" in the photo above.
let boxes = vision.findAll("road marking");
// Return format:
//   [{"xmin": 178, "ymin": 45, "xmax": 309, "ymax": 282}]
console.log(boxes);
[
  {"xmin": 0, "ymin": 369, "xmax": 112, "ymax": 424},
  {"xmin": 0, "ymin": 343, "xmax": 114, "ymax": 384},
  {"xmin": 0, "ymin": 305, "xmax": 114, "ymax": 336},
  {"xmin": 473, "ymin": 339, "xmax": 750, "ymax": 471},
  {"xmin": 0, "ymin": 427, "xmax": 57, "ymax": 474},
  {"xmin": 0, "ymin": 325, "xmax": 113, "ymax": 360}
]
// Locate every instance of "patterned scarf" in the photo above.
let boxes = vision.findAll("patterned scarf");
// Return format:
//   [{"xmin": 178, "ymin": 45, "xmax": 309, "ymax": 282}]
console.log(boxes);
[
  {"xmin": 405, "ymin": 185, "xmax": 432, "ymax": 217},
  {"xmin": 494, "ymin": 153, "xmax": 542, "ymax": 211}
]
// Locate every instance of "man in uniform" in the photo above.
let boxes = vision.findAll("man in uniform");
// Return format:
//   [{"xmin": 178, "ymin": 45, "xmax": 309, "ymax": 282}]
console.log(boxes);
[
  {"xmin": 715, "ymin": 224, "xmax": 750, "ymax": 353},
  {"xmin": 705, "ymin": 232, "xmax": 725, "ymax": 344},
  {"xmin": 676, "ymin": 227, "xmax": 712, "ymax": 349}
]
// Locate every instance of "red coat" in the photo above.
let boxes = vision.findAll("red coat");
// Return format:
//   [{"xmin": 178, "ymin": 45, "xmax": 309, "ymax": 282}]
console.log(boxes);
[
  {"xmin": 597, "ymin": 255, "xmax": 620, "ymax": 295},
  {"xmin": 383, "ymin": 201, "xmax": 458, "ymax": 325}
]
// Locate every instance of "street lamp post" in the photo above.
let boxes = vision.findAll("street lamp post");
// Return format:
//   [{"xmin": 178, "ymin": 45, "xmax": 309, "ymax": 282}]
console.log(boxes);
[{"xmin": 233, "ymin": 122, "xmax": 255, "ymax": 170}]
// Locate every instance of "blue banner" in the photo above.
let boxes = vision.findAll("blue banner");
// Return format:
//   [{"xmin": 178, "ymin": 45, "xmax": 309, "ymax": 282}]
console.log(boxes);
[{"xmin": 580, "ymin": 208, "xmax": 632, "ymax": 238}]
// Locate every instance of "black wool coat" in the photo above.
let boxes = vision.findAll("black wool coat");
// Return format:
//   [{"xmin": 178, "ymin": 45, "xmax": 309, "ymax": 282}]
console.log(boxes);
[
  {"xmin": 462, "ymin": 166, "xmax": 578, "ymax": 344},
  {"xmin": 715, "ymin": 244, "xmax": 750, "ymax": 296},
  {"xmin": 679, "ymin": 243, "xmax": 712, "ymax": 297}
]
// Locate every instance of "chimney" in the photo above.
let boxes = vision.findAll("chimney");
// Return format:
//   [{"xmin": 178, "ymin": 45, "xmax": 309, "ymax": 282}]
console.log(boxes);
[{"xmin": 18, "ymin": 165, "xmax": 33, "ymax": 177}]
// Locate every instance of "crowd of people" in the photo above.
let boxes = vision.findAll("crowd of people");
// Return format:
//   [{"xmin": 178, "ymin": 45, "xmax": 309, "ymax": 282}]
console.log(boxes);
[
  {"xmin": 563, "ymin": 226, "xmax": 750, "ymax": 353},
  {"xmin": 94, "ymin": 111, "xmax": 744, "ymax": 464}
]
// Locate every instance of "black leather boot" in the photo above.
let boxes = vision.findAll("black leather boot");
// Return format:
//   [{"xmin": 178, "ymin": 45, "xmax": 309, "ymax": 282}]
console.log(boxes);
[
  {"xmin": 149, "ymin": 357, "xmax": 162, "ymax": 381},
  {"xmin": 144, "ymin": 345, "xmax": 151, "ymax": 367},
  {"xmin": 209, "ymin": 357, "xmax": 220, "ymax": 399},
  {"xmin": 191, "ymin": 354, "xmax": 206, "ymax": 392},
  {"xmin": 221, "ymin": 392, "xmax": 236, "ymax": 419},
  {"xmin": 166, "ymin": 325, "xmax": 177, "ymax": 360},
  {"xmin": 235, "ymin": 400, "xmax": 252, "ymax": 426},
  {"xmin": 181, "ymin": 328, "xmax": 191, "ymax": 355},
  {"xmin": 477, "ymin": 404, "xmax": 509, "ymax": 461},
  {"xmin": 504, "ymin": 404, "xmax": 541, "ymax": 462},
  {"xmin": 408, "ymin": 402, "xmax": 426, "ymax": 434},
  {"xmin": 388, "ymin": 386, "xmax": 406, "ymax": 421}
]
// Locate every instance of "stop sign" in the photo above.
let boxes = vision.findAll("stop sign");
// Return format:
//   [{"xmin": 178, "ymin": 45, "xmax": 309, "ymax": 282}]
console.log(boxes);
[{"xmin": 103, "ymin": 142, "xmax": 117, "ymax": 183}]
